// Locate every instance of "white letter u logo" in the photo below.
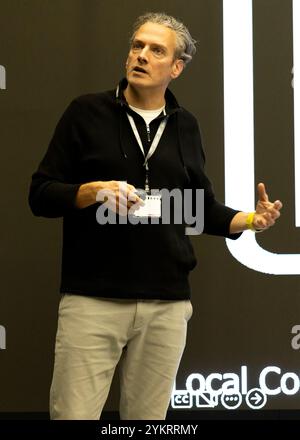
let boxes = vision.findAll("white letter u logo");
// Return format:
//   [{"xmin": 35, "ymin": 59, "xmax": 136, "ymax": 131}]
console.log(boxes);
[{"xmin": 223, "ymin": 0, "xmax": 300, "ymax": 274}]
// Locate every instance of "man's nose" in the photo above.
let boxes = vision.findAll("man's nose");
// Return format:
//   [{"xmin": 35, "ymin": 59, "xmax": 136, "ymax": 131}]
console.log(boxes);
[
  {"xmin": 137, "ymin": 47, "xmax": 148, "ymax": 63},
  {"xmin": 137, "ymin": 55, "xmax": 147, "ymax": 64}
]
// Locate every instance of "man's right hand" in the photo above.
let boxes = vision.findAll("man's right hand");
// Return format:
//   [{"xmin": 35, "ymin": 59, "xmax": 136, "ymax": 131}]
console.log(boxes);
[{"xmin": 75, "ymin": 180, "xmax": 143, "ymax": 214}]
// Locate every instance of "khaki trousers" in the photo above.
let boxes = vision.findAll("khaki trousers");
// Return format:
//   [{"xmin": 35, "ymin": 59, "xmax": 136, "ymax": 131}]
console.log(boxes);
[{"xmin": 49, "ymin": 294, "xmax": 193, "ymax": 420}]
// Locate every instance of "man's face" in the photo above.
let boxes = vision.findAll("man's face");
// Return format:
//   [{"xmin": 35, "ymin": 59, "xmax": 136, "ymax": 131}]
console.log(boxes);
[{"xmin": 126, "ymin": 22, "xmax": 184, "ymax": 91}]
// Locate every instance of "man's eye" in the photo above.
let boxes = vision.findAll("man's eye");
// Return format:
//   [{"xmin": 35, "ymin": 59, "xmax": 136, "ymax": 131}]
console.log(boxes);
[
  {"xmin": 153, "ymin": 48, "xmax": 163, "ymax": 54},
  {"xmin": 132, "ymin": 43, "xmax": 142, "ymax": 49}
]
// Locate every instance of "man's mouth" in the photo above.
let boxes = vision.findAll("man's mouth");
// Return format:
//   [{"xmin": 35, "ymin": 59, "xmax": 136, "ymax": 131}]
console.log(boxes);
[{"xmin": 132, "ymin": 66, "xmax": 147, "ymax": 74}]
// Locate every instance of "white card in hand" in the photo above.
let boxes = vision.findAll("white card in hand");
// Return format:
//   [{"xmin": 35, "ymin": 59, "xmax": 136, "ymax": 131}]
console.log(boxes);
[{"xmin": 132, "ymin": 195, "xmax": 161, "ymax": 218}]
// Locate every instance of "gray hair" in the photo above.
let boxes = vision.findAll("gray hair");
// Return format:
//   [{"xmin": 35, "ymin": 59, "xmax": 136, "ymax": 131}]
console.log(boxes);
[{"xmin": 130, "ymin": 12, "xmax": 197, "ymax": 66}]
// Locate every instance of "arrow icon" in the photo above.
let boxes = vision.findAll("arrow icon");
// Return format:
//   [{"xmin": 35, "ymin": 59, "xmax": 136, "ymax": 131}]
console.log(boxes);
[
  {"xmin": 250, "ymin": 392, "xmax": 262, "ymax": 405},
  {"xmin": 246, "ymin": 388, "xmax": 267, "ymax": 409}
]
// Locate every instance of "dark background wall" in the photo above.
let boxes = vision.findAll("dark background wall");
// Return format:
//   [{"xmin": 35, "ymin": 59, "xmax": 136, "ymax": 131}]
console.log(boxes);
[{"xmin": 0, "ymin": 0, "xmax": 298, "ymax": 414}]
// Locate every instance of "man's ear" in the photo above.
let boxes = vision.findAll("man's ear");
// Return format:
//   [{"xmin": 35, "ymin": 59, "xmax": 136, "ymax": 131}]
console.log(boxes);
[{"xmin": 171, "ymin": 59, "xmax": 184, "ymax": 79}]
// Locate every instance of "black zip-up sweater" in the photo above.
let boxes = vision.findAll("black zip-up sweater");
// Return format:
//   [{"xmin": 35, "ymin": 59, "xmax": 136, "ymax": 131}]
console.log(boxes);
[{"xmin": 29, "ymin": 79, "xmax": 241, "ymax": 300}]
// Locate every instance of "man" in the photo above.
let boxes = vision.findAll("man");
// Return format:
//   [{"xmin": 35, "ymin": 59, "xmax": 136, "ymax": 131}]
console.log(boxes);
[{"xmin": 29, "ymin": 12, "xmax": 282, "ymax": 420}]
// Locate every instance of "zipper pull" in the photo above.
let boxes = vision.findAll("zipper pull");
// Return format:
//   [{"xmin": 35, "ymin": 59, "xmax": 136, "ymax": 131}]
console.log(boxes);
[{"xmin": 146, "ymin": 124, "xmax": 151, "ymax": 142}]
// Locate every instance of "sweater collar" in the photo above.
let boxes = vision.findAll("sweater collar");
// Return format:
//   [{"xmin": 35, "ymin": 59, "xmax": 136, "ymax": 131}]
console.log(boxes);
[
  {"xmin": 115, "ymin": 78, "xmax": 188, "ymax": 176},
  {"xmin": 115, "ymin": 78, "xmax": 181, "ymax": 116}
]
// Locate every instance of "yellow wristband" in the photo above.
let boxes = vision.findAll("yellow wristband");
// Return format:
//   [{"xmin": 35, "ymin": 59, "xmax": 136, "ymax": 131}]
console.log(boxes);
[
  {"xmin": 246, "ymin": 212, "xmax": 264, "ymax": 233},
  {"xmin": 246, "ymin": 212, "xmax": 256, "ymax": 231}
]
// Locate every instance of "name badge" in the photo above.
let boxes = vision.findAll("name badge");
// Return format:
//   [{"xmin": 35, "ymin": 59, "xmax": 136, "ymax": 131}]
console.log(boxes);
[{"xmin": 132, "ymin": 195, "xmax": 161, "ymax": 218}]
